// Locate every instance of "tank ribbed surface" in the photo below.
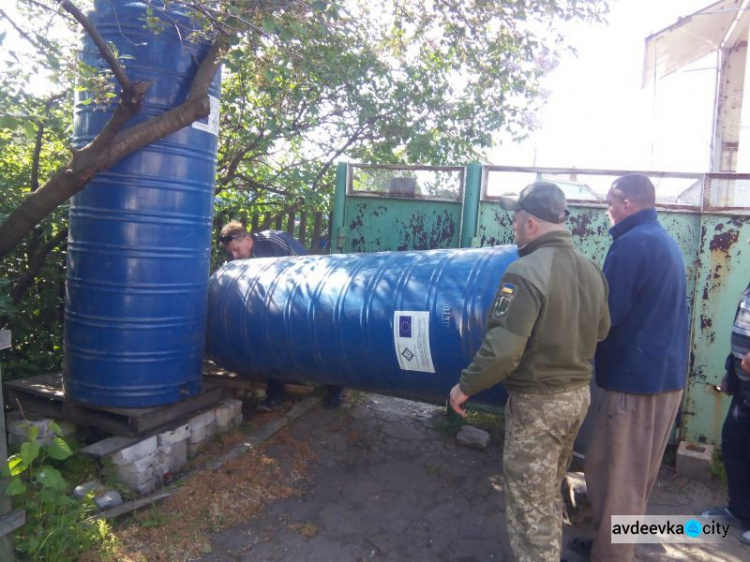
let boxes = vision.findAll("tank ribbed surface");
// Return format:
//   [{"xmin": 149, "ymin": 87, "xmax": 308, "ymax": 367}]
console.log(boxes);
[
  {"xmin": 206, "ymin": 246, "xmax": 518, "ymax": 406},
  {"xmin": 64, "ymin": 0, "xmax": 220, "ymax": 407}
]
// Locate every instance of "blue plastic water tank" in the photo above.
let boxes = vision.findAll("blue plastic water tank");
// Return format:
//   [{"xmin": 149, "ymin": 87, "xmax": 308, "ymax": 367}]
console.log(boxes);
[
  {"xmin": 206, "ymin": 246, "xmax": 519, "ymax": 407},
  {"xmin": 65, "ymin": 0, "xmax": 221, "ymax": 407}
]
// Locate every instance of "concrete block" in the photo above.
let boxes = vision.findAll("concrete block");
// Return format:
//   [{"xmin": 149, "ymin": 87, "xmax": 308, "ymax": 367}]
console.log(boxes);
[
  {"xmin": 188, "ymin": 411, "xmax": 215, "ymax": 443},
  {"xmin": 170, "ymin": 439, "xmax": 188, "ymax": 471},
  {"xmin": 189, "ymin": 423, "xmax": 207, "ymax": 444},
  {"xmin": 232, "ymin": 412, "xmax": 243, "ymax": 427},
  {"xmin": 223, "ymin": 398, "xmax": 243, "ymax": 418},
  {"xmin": 455, "ymin": 425, "xmax": 491, "ymax": 450},
  {"xmin": 8, "ymin": 418, "xmax": 54, "ymax": 440},
  {"xmin": 205, "ymin": 419, "xmax": 217, "ymax": 439},
  {"xmin": 128, "ymin": 478, "xmax": 157, "ymax": 495},
  {"xmin": 676, "ymin": 441, "xmax": 714, "ymax": 482},
  {"xmin": 215, "ymin": 403, "xmax": 234, "ymax": 433},
  {"xmin": 109, "ymin": 436, "xmax": 157, "ymax": 466},
  {"xmin": 157, "ymin": 424, "xmax": 190, "ymax": 446},
  {"xmin": 73, "ymin": 480, "xmax": 104, "ymax": 500},
  {"xmin": 116, "ymin": 462, "xmax": 155, "ymax": 487},
  {"xmin": 94, "ymin": 490, "xmax": 123, "ymax": 510}
]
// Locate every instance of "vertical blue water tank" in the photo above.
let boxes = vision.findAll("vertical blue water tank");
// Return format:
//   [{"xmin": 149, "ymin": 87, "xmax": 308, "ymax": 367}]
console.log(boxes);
[
  {"xmin": 65, "ymin": 0, "xmax": 221, "ymax": 407},
  {"xmin": 206, "ymin": 246, "xmax": 519, "ymax": 406}
]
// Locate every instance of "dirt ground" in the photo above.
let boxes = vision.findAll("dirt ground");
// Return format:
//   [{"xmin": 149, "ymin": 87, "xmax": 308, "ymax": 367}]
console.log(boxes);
[{"xmin": 162, "ymin": 392, "xmax": 747, "ymax": 562}]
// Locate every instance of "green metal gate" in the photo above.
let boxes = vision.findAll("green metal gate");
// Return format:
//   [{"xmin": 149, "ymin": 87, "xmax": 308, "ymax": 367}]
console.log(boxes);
[{"xmin": 331, "ymin": 162, "xmax": 750, "ymax": 446}]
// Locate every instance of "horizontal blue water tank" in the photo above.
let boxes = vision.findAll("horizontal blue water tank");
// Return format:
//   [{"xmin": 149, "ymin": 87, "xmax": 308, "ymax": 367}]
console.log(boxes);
[
  {"xmin": 206, "ymin": 246, "xmax": 519, "ymax": 406},
  {"xmin": 64, "ymin": 0, "xmax": 220, "ymax": 407}
]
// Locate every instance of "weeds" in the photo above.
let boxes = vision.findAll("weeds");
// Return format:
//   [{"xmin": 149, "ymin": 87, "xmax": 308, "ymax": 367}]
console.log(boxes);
[{"xmin": 3, "ymin": 419, "xmax": 113, "ymax": 560}]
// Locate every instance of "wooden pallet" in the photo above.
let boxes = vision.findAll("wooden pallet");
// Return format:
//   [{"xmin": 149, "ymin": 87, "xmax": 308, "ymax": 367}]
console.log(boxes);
[{"xmin": 5, "ymin": 373, "xmax": 224, "ymax": 437}]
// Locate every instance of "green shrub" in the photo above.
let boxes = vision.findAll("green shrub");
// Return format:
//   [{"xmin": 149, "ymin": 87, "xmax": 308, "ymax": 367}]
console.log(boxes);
[{"xmin": 3, "ymin": 421, "xmax": 111, "ymax": 560}]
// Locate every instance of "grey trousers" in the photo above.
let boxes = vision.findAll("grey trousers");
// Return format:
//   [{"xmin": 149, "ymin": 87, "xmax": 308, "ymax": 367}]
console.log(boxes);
[{"xmin": 584, "ymin": 389, "xmax": 683, "ymax": 562}]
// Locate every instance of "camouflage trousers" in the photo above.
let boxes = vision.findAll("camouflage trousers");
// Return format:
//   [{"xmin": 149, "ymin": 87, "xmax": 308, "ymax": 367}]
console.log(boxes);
[{"xmin": 504, "ymin": 385, "xmax": 590, "ymax": 562}]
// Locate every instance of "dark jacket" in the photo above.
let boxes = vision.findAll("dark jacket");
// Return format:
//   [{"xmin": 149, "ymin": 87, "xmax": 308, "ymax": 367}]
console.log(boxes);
[
  {"xmin": 251, "ymin": 230, "xmax": 307, "ymax": 257},
  {"xmin": 459, "ymin": 230, "xmax": 610, "ymax": 395},
  {"xmin": 595, "ymin": 208, "xmax": 689, "ymax": 394}
]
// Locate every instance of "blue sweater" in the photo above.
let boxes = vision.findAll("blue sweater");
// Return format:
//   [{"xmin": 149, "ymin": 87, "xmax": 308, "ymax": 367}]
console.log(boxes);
[{"xmin": 594, "ymin": 208, "xmax": 689, "ymax": 394}]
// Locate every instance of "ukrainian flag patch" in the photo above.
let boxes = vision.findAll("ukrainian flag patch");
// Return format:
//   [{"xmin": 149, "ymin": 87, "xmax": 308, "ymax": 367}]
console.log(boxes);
[{"xmin": 501, "ymin": 283, "xmax": 516, "ymax": 295}]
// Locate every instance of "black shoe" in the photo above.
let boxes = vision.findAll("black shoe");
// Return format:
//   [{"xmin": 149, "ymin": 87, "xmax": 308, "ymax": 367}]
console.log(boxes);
[
  {"xmin": 568, "ymin": 537, "xmax": 592, "ymax": 557},
  {"xmin": 257, "ymin": 397, "xmax": 283, "ymax": 412}
]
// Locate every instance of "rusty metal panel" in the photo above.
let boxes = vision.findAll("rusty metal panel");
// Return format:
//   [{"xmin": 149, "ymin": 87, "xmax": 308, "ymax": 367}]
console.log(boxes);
[
  {"xmin": 343, "ymin": 197, "xmax": 461, "ymax": 253},
  {"xmin": 683, "ymin": 214, "xmax": 750, "ymax": 444}
]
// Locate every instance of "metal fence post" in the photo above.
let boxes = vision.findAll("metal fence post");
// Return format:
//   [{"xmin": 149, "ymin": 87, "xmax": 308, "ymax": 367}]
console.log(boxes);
[
  {"xmin": 460, "ymin": 162, "xmax": 483, "ymax": 248},
  {"xmin": 331, "ymin": 162, "xmax": 349, "ymax": 253}
]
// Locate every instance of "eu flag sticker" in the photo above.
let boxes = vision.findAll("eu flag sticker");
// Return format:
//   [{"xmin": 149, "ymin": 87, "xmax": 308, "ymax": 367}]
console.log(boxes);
[{"xmin": 399, "ymin": 315, "xmax": 412, "ymax": 338}]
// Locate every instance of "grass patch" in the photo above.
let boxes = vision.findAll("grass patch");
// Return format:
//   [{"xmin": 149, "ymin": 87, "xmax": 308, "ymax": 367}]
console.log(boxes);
[
  {"xmin": 432, "ymin": 408, "xmax": 504, "ymax": 441},
  {"xmin": 710, "ymin": 446, "xmax": 727, "ymax": 486}
]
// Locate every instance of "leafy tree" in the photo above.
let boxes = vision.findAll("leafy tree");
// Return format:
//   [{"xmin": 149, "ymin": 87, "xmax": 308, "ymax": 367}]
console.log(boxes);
[{"xmin": 0, "ymin": 0, "xmax": 608, "ymax": 378}]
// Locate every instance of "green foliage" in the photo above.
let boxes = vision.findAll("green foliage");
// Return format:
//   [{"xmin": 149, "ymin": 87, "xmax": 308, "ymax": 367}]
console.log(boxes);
[
  {"xmin": 3, "ymin": 419, "xmax": 112, "ymax": 561},
  {"xmin": 1, "ymin": 0, "xmax": 608, "ymax": 381}
]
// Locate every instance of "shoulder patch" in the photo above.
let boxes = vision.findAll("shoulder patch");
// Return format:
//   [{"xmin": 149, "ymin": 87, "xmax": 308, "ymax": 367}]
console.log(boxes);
[{"xmin": 492, "ymin": 285, "xmax": 517, "ymax": 319}]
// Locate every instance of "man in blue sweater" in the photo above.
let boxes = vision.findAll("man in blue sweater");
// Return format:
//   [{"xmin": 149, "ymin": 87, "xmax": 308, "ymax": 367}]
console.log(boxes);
[{"xmin": 569, "ymin": 174, "xmax": 689, "ymax": 561}]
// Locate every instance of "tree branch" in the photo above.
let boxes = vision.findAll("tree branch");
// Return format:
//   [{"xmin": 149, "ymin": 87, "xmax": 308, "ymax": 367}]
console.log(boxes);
[
  {"xmin": 11, "ymin": 228, "xmax": 68, "ymax": 304},
  {"xmin": 0, "ymin": 35, "xmax": 227, "ymax": 260},
  {"xmin": 59, "ymin": 0, "xmax": 132, "ymax": 92}
]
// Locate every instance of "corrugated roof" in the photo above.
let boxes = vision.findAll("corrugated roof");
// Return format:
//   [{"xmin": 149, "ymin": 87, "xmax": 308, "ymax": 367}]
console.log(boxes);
[{"xmin": 642, "ymin": 0, "xmax": 749, "ymax": 87}]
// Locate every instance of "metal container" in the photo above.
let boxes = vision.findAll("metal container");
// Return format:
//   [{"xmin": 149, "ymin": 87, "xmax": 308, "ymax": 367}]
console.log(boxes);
[
  {"xmin": 206, "ymin": 247, "xmax": 519, "ymax": 406},
  {"xmin": 65, "ymin": 0, "xmax": 220, "ymax": 407}
]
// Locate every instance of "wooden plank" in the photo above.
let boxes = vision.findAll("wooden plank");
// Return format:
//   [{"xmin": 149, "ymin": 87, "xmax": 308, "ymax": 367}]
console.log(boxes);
[
  {"xmin": 64, "ymin": 404, "xmax": 136, "ymax": 437},
  {"xmin": 97, "ymin": 490, "xmax": 173, "ymax": 521},
  {"xmin": 0, "ymin": 330, "xmax": 10, "ymax": 351},
  {"xmin": 0, "ymin": 509, "xmax": 25, "ymax": 537},
  {"xmin": 4, "ymin": 373, "xmax": 65, "ymax": 399},
  {"xmin": 79, "ymin": 435, "xmax": 140, "ymax": 459},
  {"xmin": 129, "ymin": 386, "xmax": 224, "ymax": 434},
  {"xmin": 6, "ymin": 392, "xmax": 63, "ymax": 419}
]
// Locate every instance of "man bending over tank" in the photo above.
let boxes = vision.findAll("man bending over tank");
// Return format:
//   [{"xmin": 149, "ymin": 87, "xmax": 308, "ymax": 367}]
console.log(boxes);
[{"xmin": 219, "ymin": 220, "xmax": 344, "ymax": 411}]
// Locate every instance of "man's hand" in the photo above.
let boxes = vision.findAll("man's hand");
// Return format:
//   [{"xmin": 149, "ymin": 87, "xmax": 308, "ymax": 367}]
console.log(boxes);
[{"xmin": 449, "ymin": 384, "xmax": 469, "ymax": 418}]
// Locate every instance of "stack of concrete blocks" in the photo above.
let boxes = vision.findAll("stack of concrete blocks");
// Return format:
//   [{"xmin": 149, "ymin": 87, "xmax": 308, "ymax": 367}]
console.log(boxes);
[
  {"xmin": 157, "ymin": 423, "xmax": 189, "ymax": 476},
  {"xmin": 186, "ymin": 398, "xmax": 243, "ymax": 456},
  {"xmin": 109, "ymin": 436, "xmax": 159, "ymax": 495},
  {"xmin": 6, "ymin": 413, "xmax": 75, "ymax": 446},
  {"xmin": 215, "ymin": 397, "xmax": 243, "ymax": 434}
]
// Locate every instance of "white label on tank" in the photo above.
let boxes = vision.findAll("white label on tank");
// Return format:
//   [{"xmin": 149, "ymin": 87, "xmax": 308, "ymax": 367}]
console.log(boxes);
[
  {"xmin": 393, "ymin": 311, "xmax": 435, "ymax": 373},
  {"xmin": 192, "ymin": 94, "xmax": 220, "ymax": 136}
]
